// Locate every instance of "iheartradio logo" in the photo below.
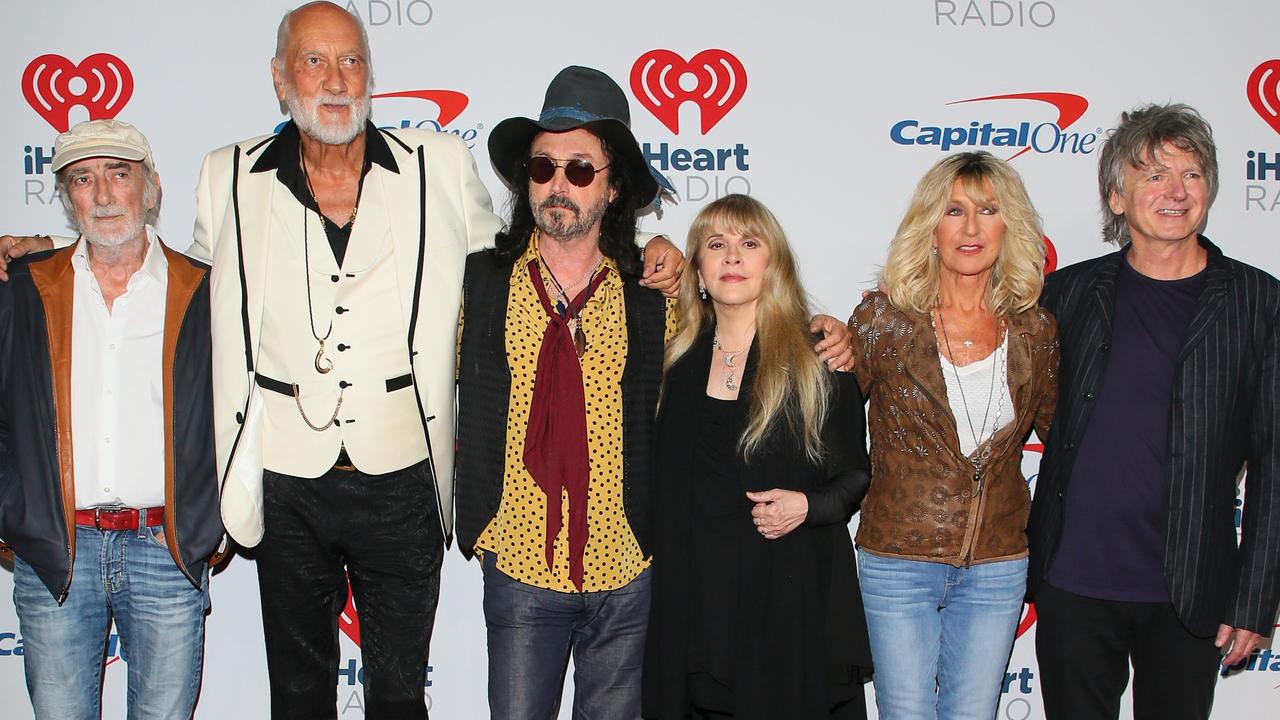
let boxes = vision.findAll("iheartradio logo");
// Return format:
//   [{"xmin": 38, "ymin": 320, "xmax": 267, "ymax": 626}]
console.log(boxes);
[
  {"xmin": 630, "ymin": 49, "xmax": 747, "ymax": 135},
  {"xmin": 23, "ymin": 53, "xmax": 134, "ymax": 132},
  {"xmin": 1248, "ymin": 59, "xmax": 1280, "ymax": 136}
]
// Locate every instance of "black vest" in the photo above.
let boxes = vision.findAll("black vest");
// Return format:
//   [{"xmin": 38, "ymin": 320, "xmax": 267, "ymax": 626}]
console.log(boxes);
[{"xmin": 455, "ymin": 250, "xmax": 666, "ymax": 559}]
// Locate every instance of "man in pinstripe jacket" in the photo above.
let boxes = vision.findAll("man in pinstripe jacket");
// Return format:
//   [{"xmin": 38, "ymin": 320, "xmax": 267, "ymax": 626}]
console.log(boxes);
[{"xmin": 1028, "ymin": 103, "xmax": 1280, "ymax": 720}]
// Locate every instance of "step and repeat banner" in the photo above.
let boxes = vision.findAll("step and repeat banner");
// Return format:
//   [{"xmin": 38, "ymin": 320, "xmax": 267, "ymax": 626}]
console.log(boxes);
[{"xmin": 2, "ymin": 1, "xmax": 1278, "ymax": 717}]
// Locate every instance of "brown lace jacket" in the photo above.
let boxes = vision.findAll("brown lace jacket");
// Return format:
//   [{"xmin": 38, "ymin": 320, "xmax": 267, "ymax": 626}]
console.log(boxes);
[{"xmin": 849, "ymin": 292, "xmax": 1059, "ymax": 566}]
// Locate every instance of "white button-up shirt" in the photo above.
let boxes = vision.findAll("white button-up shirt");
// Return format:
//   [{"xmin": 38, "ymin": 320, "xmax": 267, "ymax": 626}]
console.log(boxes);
[{"xmin": 70, "ymin": 226, "xmax": 167, "ymax": 509}]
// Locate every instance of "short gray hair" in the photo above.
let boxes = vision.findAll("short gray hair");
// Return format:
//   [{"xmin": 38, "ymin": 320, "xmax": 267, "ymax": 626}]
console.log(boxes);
[
  {"xmin": 1097, "ymin": 103, "xmax": 1218, "ymax": 245},
  {"xmin": 271, "ymin": 1, "xmax": 374, "ymax": 87}
]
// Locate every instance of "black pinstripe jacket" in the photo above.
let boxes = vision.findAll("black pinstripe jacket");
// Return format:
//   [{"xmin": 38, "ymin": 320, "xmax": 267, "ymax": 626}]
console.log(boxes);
[{"xmin": 1028, "ymin": 236, "xmax": 1280, "ymax": 637}]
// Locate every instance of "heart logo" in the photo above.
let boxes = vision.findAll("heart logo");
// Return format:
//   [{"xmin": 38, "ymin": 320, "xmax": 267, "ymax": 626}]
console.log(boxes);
[
  {"xmin": 22, "ymin": 53, "xmax": 134, "ymax": 132},
  {"xmin": 1043, "ymin": 235, "xmax": 1058, "ymax": 275},
  {"xmin": 338, "ymin": 577, "xmax": 361, "ymax": 646},
  {"xmin": 631, "ymin": 49, "xmax": 747, "ymax": 135},
  {"xmin": 1247, "ymin": 59, "xmax": 1280, "ymax": 136}
]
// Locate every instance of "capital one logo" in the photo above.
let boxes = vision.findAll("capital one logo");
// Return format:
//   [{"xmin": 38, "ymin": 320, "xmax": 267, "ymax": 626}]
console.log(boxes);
[
  {"xmin": 630, "ymin": 49, "xmax": 747, "ymax": 135},
  {"xmin": 23, "ymin": 53, "xmax": 133, "ymax": 132},
  {"xmin": 890, "ymin": 92, "xmax": 1096, "ymax": 160},
  {"xmin": 1248, "ymin": 59, "xmax": 1280, "ymax": 135},
  {"xmin": 373, "ymin": 89, "xmax": 469, "ymax": 127}
]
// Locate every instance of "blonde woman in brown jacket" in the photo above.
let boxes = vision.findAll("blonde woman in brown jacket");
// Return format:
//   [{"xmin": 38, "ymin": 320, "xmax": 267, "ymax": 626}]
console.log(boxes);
[{"xmin": 847, "ymin": 151, "xmax": 1059, "ymax": 720}]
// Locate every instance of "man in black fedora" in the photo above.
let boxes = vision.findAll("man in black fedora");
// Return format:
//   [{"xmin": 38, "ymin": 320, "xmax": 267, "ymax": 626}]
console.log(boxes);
[{"xmin": 454, "ymin": 65, "xmax": 854, "ymax": 720}]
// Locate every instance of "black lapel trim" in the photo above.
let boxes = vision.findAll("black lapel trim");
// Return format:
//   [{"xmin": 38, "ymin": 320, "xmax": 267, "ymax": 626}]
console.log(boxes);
[
  {"xmin": 231, "ymin": 146, "xmax": 253, "ymax": 373},
  {"xmin": 380, "ymin": 127, "xmax": 414, "ymax": 155},
  {"xmin": 245, "ymin": 134, "xmax": 276, "ymax": 158},
  {"xmin": 405, "ymin": 145, "xmax": 448, "ymax": 544}
]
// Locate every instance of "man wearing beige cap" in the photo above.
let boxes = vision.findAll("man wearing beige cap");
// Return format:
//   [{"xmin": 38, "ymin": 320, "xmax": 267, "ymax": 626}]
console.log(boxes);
[{"xmin": 0, "ymin": 119, "xmax": 223, "ymax": 719}]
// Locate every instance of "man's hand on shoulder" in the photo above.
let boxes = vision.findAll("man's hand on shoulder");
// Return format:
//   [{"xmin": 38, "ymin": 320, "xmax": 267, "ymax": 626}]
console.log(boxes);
[
  {"xmin": 639, "ymin": 235, "xmax": 685, "ymax": 299},
  {"xmin": 0, "ymin": 235, "xmax": 56, "ymax": 282},
  {"xmin": 811, "ymin": 314, "xmax": 854, "ymax": 372}
]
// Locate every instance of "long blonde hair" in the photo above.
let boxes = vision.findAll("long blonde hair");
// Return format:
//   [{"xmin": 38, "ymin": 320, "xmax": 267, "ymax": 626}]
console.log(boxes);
[
  {"xmin": 882, "ymin": 152, "xmax": 1045, "ymax": 316},
  {"xmin": 666, "ymin": 194, "xmax": 830, "ymax": 462}
]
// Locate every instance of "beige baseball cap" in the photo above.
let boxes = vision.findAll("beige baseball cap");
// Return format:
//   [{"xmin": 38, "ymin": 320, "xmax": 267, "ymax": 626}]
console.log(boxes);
[{"xmin": 52, "ymin": 119, "xmax": 155, "ymax": 173}]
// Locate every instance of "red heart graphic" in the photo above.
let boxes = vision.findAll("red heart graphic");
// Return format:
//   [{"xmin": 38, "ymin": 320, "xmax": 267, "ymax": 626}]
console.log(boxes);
[
  {"xmin": 338, "ymin": 577, "xmax": 361, "ymax": 646},
  {"xmin": 631, "ymin": 49, "xmax": 747, "ymax": 135},
  {"xmin": 1043, "ymin": 234, "xmax": 1057, "ymax": 275},
  {"xmin": 1248, "ymin": 60, "xmax": 1280, "ymax": 136},
  {"xmin": 22, "ymin": 53, "xmax": 134, "ymax": 132},
  {"xmin": 1016, "ymin": 602, "xmax": 1038, "ymax": 639}
]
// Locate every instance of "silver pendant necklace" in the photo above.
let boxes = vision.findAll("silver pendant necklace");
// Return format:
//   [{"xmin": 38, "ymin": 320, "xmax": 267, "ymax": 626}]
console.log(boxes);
[
  {"xmin": 934, "ymin": 306, "xmax": 1006, "ymax": 483},
  {"xmin": 712, "ymin": 331, "xmax": 746, "ymax": 391}
]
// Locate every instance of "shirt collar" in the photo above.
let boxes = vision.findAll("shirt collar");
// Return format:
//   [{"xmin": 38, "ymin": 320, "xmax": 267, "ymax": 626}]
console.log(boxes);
[
  {"xmin": 249, "ymin": 120, "xmax": 398, "ymax": 175},
  {"xmin": 71, "ymin": 224, "xmax": 168, "ymax": 285},
  {"xmin": 517, "ymin": 229, "xmax": 621, "ymax": 294}
]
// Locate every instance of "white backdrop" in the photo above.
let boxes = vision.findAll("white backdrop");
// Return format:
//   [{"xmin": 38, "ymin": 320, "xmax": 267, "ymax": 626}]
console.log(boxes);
[{"xmin": 2, "ymin": 1, "xmax": 1278, "ymax": 717}]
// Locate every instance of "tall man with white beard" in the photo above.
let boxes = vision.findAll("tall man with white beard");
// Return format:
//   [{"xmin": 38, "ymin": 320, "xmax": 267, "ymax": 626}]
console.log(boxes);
[
  {"xmin": 190, "ymin": 3, "xmax": 681, "ymax": 718},
  {"xmin": 193, "ymin": 3, "xmax": 485, "ymax": 717}
]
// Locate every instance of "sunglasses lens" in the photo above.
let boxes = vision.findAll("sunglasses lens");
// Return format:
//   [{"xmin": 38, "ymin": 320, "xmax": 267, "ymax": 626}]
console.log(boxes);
[
  {"xmin": 527, "ymin": 156, "xmax": 556, "ymax": 183},
  {"xmin": 564, "ymin": 160, "xmax": 598, "ymax": 187}
]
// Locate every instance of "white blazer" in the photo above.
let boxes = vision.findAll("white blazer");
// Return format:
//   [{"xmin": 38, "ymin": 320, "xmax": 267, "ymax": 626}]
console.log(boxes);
[{"xmin": 196, "ymin": 128, "xmax": 502, "ymax": 548}]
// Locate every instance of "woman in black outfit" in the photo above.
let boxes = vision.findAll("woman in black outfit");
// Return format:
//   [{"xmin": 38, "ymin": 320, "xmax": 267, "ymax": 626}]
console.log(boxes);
[{"xmin": 642, "ymin": 194, "xmax": 872, "ymax": 720}]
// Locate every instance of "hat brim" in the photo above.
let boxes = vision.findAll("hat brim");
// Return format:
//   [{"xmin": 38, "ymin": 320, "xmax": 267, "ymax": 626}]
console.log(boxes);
[
  {"xmin": 488, "ymin": 116, "xmax": 659, "ymax": 207},
  {"xmin": 51, "ymin": 144, "xmax": 149, "ymax": 173}
]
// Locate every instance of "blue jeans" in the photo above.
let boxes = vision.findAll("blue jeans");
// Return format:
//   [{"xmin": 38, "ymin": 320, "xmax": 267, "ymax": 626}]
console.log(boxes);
[
  {"xmin": 13, "ymin": 524, "xmax": 209, "ymax": 720},
  {"xmin": 482, "ymin": 553, "xmax": 651, "ymax": 720},
  {"xmin": 858, "ymin": 549, "xmax": 1026, "ymax": 720}
]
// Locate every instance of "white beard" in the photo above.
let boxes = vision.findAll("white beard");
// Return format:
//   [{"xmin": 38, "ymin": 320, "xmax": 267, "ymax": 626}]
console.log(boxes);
[
  {"xmin": 80, "ymin": 205, "xmax": 146, "ymax": 249},
  {"xmin": 285, "ymin": 84, "xmax": 371, "ymax": 145}
]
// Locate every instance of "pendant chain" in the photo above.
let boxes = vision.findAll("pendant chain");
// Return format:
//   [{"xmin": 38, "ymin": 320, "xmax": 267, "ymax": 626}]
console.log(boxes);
[
  {"xmin": 712, "ymin": 330, "xmax": 748, "ymax": 392},
  {"xmin": 934, "ymin": 306, "xmax": 1006, "ymax": 481}
]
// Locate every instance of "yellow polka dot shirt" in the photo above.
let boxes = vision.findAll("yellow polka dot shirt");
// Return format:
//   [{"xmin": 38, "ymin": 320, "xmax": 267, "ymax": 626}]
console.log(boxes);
[{"xmin": 474, "ymin": 234, "xmax": 678, "ymax": 592}]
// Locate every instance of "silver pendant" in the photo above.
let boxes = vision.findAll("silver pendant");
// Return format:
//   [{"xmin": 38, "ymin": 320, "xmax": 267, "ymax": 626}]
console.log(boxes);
[
  {"xmin": 725, "ymin": 371, "xmax": 738, "ymax": 392},
  {"xmin": 314, "ymin": 340, "xmax": 333, "ymax": 374}
]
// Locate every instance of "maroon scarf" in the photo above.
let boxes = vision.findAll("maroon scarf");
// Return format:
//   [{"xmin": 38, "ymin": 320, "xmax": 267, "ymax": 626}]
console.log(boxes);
[{"xmin": 523, "ymin": 259, "xmax": 608, "ymax": 590}]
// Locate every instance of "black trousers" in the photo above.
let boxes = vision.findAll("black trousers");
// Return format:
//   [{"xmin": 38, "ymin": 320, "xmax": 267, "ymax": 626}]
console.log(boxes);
[
  {"xmin": 256, "ymin": 459, "xmax": 444, "ymax": 720},
  {"xmin": 1035, "ymin": 580, "xmax": 1221, "ymax": 720}
]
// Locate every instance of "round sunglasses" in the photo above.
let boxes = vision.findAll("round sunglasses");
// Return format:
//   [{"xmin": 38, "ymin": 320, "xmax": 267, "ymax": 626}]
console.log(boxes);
[{"xmin": 525, "ymin": 156, "xmax": 611, "ymax": 187}]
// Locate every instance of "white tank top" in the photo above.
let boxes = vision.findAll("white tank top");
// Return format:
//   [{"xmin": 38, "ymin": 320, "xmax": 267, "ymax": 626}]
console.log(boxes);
[{"xmin": 938, "ymin": 333, "xmax": 1012, "ymax": 458}]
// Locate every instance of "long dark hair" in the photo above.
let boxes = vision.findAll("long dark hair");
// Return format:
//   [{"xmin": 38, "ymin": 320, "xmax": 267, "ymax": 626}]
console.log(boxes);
[{"xmin": 494, "ymin": 131, "xmax": 644, "ymax": 278}]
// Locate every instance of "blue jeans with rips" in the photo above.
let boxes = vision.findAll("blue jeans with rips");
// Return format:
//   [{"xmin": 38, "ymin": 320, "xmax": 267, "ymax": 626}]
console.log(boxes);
[
  {"xmin": 13, "ymin": 523, "xmax": 209, "ymax": 720},
  {"xmin": 858, "ymin": 549, "xmax": 1026, "ymax": 720},
  {"xmin": 482, "ymin": 552, "xmax": 651, "ymax": 720}
]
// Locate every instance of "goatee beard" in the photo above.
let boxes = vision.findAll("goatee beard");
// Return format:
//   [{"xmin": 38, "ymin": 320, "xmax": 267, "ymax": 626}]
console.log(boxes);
[{"xmin": 534, "ymin": 193, "xmax": 609, "ymax": 241}]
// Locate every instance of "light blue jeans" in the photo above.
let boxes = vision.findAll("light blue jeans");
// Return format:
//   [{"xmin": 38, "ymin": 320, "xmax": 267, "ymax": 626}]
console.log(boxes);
[
  {"xmin": 13, "ymin": 524, "xmax": 209, "ymax": 720},
  {"xmin": 858, "ymin": 549, "xmax": 1026, "ymax": 720}
]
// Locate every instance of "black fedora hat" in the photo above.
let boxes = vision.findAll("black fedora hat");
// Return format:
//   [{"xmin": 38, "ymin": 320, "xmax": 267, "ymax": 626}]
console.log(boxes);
[{"xmin": 488, "ymin": 65, "xmax": 671, "ymax": 207}]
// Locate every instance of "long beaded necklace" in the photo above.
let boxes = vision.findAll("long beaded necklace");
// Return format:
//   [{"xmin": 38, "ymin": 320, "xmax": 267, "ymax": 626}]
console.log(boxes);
[{"xmin": 934, "ymin": 305, "xmax": 1006, "ymax": 485}]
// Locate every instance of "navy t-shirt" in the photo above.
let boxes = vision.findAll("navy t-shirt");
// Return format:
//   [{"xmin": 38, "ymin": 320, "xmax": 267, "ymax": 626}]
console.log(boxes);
[{"xmin": 1047, "ymin": 258, "xmax": 1206, "ymax": 602}]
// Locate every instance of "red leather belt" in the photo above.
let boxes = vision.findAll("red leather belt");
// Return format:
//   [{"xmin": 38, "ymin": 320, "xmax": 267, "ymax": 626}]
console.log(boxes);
[{"xmin": 74, "ymin": 506, "xmax": 164, "ymax": 531}]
